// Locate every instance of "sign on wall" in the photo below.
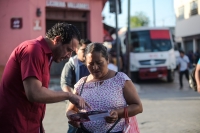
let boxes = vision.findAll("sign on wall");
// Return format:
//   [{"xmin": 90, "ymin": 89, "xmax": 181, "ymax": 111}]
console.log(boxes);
[
  {"xmin": 33, "ymin": 20, "xmax": 42, "ymax": 30},
  {"xmin": 46, "ymin": 1, "xmax": 66, "ymax": 7},
  {"xmin": 11, "ymin": 18, "xmax": 22, "ymax": 29},
  {"xmin": 46, "ymin": 1, "xmax": 90, "ymax": 10},
  {"xmin": 67, "ymin": 2, "xmax": 89, "ymax": 10}
]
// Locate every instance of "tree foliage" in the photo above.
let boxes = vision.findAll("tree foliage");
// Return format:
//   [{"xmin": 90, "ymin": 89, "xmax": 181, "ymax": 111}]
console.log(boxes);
[{"xmin": 130, "ymin": 12, "xmax": 149, "ymax": 28}]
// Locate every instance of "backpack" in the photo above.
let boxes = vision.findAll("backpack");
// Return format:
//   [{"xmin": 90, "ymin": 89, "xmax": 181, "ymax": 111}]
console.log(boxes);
[{"xmin": 189, "ymin": 65, "xmax": 197, "ymax": 91}]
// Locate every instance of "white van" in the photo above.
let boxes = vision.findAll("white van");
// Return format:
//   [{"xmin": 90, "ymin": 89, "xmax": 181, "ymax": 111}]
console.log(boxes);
[{"xmin": 119, "ymin": 27, "xmax": 176, "ymax": 82}]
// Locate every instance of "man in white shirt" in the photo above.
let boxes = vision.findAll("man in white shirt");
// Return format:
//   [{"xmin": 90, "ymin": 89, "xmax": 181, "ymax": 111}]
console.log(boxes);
[{"xmin": 178, "ymin": 50, "xmax": 190, "ymax": 89}]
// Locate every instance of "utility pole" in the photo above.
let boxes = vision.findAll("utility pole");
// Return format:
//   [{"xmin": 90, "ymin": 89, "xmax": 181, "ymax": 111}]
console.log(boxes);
[
  {"xmin": 153, "ymin": 0, "xmax": 156, "ymax": 27},
  {"xmin": 127, "ymin": 0, "xmax": 131, "ymax": 77},
  {"xmin": 114, "ymin": 0, "xmax": 120, "ymax": 71},
  {"xmin": 109, "ymin": 0, "xmax": 121, "ymax": 71}
]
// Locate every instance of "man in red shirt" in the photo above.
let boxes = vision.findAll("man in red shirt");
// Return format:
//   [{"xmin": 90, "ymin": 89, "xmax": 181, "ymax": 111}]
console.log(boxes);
[{"xmin": 0, "ymin": 23, "xmax": 89, "ymax": 133}]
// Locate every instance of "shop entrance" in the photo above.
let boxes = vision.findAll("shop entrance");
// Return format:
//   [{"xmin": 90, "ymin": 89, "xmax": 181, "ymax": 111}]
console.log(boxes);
[
  {"xmin": 46, "ymin": 20, "xmax": 87, "ymax": 39},
  {"xmin": 46, "ymin": 8, "xmax": 88, "ymax": 76}
]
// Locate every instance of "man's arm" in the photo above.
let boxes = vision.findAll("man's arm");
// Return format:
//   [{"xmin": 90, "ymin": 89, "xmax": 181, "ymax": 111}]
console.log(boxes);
[
  {"xmin": 23, "ymin": 77, "xmax": 87, "ymax": 109},
  {"xmin": 195, "ymin": 64, "xmax": 200, "ymax": 93}
]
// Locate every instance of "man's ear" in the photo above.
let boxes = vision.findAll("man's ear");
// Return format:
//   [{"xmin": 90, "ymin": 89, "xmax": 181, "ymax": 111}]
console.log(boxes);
[
  {"xmin": 53, "ymin": 36, "xmax": 62, "ymax": 45},
  {"xmin": 75, "ymin": 48, "xmax": 78, "ymax": 54}
]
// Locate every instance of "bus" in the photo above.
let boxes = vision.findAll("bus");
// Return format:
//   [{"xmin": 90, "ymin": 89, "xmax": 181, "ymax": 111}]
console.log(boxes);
[{"xmin": 119, "ymin": 27, "xmax": 176, "ymax": 82}]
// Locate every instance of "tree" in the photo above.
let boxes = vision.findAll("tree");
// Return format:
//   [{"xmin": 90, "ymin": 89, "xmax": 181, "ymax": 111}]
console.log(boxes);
[{"xmin": 130, "ymin": 12, "xmax": 149, "ymax": 28}]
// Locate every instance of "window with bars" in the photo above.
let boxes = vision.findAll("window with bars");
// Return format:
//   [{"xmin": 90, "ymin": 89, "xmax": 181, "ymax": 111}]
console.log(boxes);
[{"xmin": 190, "ymin": 0, "xmax": 198, "ymax": 16}]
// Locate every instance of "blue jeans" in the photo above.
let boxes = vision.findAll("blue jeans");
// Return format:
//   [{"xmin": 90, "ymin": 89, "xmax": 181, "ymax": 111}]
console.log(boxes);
[{"xmin": 67, "ymin": 124, "xmax": 77, "ymax": 133}]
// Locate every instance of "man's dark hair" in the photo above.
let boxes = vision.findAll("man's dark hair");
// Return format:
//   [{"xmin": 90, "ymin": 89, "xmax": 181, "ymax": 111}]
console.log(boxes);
[
  {"xmin": 179, "ymin": 50, "xmax": 185, "ymax": 54},
  {"xmin": 85, "ymin": 43, "xmax": 108, "ymax": 60},
  {"xmin": 80, "ymin": 38, "xmax": 92, "ymax": 45},
  {"xmin": 78, "ymin": 38, "xmax": 92, "ymax": 48},
  {"xmin": 46, "ymin": 22, "xmax": 81, "ymax": 44}
]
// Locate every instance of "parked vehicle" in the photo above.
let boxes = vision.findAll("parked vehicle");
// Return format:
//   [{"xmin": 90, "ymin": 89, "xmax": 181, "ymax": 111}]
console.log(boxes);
[{"xmin": 119, "ymin": 27, "xmax": 176, "ymax": 82}]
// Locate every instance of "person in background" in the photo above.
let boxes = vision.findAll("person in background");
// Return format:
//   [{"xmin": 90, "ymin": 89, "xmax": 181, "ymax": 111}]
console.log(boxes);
[
  {"xmin": 60, "ymin": 38, "xmax": 91, "ymax": 133},
  {"xmin": 194, "ymin": 49, "xmax": 200, "ymax": 64},
  {"xmin": 66, "ymin": 43, "xmax": 143, "ymax": 133},
  {"xmin": 61, "ymin": 39, "xmax": 91, "ymax": 92},
  {"xmin": 187, "ymin": 50, "xmax": 195, "ymax": 68},
  {"xmin": 178, "ymin": 50, "xmax": 190, "ymax": 89},
  {"xmin": 0, "ymin": 23, "xmax": 89, "ymax": 133},
  {"xmin": 109, "ymin": 39, "xmax": 124, "ymax": 72},
  {"xmin": 108, "ymin": 54, "xmax": 118, "ymax": 71}
]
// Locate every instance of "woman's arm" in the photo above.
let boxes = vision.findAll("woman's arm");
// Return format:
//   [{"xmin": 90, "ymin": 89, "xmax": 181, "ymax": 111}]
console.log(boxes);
[
  {"xmin": 195, "ymin": 64, "xmax": 200, "ymax": 93},
  {"xmin": 117, "ymin": 80, "xmax": 143, "ymax": 118},
  {"xmin": 105, "ymin": 80, "xmax": 143, "ymax": 123},
  {"xmin": 66, "ymin": 101, "xmax": 78, "ymax": 117}
]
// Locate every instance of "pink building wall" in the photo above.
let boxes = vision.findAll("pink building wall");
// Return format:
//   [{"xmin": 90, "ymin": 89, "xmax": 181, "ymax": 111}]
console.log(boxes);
[
  {"xmin": 0, "ymin": 0, "xmax": 46, "ymax": 65},
  {"xmin": 0, "ymin": 0, "xmax": 105, "ymax": 79},
  {"xmin": 89, "ymin": 0, "xmax": 104, "ymax": 42}
]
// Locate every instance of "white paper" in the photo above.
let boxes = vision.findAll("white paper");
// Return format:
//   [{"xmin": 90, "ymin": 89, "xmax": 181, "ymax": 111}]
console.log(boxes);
[{"xmin": 88, "ymin": 112, "xmax": 109, "ymax": 121}]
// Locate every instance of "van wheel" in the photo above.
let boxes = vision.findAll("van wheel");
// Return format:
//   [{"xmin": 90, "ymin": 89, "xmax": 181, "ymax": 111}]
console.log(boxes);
[{"xmin": 167, "ymin": 70, "xmax": 174, "ymax": 82}]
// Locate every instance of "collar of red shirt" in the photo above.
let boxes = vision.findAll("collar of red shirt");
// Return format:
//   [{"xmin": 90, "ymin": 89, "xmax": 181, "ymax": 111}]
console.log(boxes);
[{"xmin": 36, "ymin": 36, "xmax": 52, "ymax": 55}]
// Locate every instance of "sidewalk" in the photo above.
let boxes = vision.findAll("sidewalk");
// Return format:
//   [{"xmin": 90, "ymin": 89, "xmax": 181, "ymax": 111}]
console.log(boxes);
[{"xmin": 43, "ymin": 101, "xmax": 68, "ymax": 133}]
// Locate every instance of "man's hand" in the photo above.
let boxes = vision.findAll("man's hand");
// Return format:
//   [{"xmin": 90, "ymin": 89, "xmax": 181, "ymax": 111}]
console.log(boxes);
[{"xmin": 68, "ymin": 93, "xmax": 90, "ymax": 109}]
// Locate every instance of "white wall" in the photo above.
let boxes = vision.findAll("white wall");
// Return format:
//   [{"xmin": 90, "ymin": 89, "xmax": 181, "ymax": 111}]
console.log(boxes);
[
  {"xmin": 174, "ymin": 0, "xmax": 200, "ymax": 37},
  {"xmin": 176, "ymin": 15, "xmax": 200, "ymax": 37}
]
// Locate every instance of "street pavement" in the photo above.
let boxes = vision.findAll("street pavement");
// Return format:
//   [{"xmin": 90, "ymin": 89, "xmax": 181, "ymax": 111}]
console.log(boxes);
[
  {"xmin": 43, "ymin": 71, "xmax": 200, "ymax": 133},
  {"xmin": 137, "ymin": 71, "xmax": 200, "ymax": 133}
]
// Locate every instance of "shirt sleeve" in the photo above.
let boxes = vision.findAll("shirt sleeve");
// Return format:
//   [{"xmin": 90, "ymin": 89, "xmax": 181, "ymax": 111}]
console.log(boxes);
[
  {"xmin": 60, "ymin": 61, "xmax": 75, "ymax": 89},
  {"xmin": 74, "ymin": 77, "xmax": 86, "ymax": 95},
  {"xmin": 118, "ymin": 72, "xmax": 131, "ymax": 88},
  {"xmin": 20, "ymin": 44, "xmax": 44, "ymax": 82},
  {"xmin": 121, "ymin": 72, "xmax": 131, "ymax": 81}
]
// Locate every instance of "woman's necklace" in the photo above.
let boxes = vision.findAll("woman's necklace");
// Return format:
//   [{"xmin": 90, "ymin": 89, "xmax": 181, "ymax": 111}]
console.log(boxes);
[
  {"xmin": 90, "ymin": 70, "xmax": 110, "ymax": 84},
  {"xmin": 99, "ymin": 70, "xmax": 110, "ymax": 80}
]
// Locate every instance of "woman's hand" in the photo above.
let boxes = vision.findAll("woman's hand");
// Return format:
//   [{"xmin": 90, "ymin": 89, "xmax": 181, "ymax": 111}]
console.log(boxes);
[
  {"xmin": 105, "ymin": 110, "xmax": 118, "ymax": 123},
  {"xmin": 66, "ymin": 111, "xmax": 81, "ymax": 128}
]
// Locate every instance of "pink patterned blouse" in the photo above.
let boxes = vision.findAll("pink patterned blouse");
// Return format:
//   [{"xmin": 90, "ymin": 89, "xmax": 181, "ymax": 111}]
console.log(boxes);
[{"xmin": 74, "ymin": 72, "xmax": 139, "ymax": 133}]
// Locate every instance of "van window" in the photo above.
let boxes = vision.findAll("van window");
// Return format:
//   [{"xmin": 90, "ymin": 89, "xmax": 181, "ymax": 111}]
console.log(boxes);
[{"xmin": 130, "ymin": 30, "xmax": 172, "ymax": 53}]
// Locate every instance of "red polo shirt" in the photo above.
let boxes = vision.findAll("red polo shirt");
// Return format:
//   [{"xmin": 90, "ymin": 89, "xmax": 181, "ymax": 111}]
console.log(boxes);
[{"xmin": 0, "ymin": 36, "xmax": 52, "ymax": 133}]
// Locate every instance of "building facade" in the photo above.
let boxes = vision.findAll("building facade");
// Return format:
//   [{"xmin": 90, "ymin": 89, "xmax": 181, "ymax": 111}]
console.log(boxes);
[
  {"xmin": 174, "ymin": 0, "xmax": 200, "ymax": 54},
  {"xmin": 0, "ymin": 0, "xmax": 106, "ymax": 79}
]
